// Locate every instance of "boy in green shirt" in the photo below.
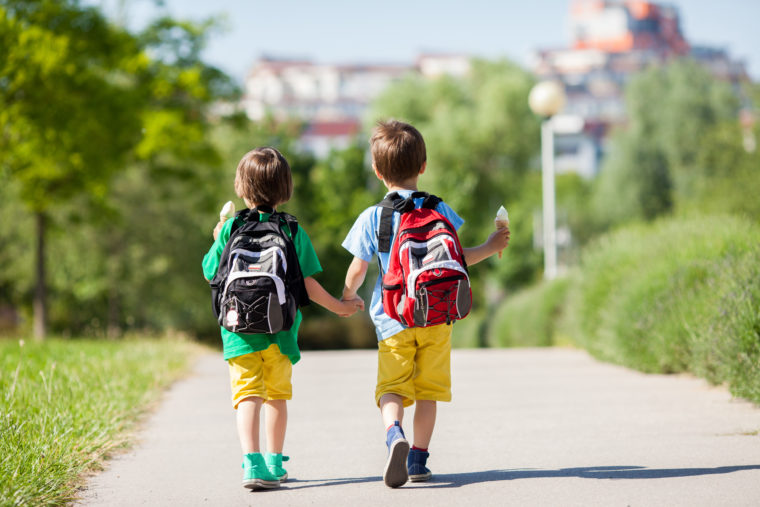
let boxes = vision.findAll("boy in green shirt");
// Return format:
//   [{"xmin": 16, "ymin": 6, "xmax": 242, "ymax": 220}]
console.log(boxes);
[{"xmin": 203, "ymin": 147, "xmax": 362, "ymax": 491}]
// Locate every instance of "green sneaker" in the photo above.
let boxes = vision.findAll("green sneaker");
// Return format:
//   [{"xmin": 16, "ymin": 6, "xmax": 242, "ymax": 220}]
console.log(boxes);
[
  {"xmin": 265, "ymin": 453, "xmax": 290, "ymax": 482},
  {"xmin": 242, "ymin": 453, "xmax": 280, "ymax": 490}
]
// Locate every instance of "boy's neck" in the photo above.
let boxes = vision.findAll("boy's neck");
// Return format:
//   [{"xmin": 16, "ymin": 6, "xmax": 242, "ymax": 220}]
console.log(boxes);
[
  {"xmin": 385, "ymin": 177, "xmax": 419, "ymax": 193},
  {"xmin": 246, "ymin": 200, "xmax": 276, "ymax": 212}
]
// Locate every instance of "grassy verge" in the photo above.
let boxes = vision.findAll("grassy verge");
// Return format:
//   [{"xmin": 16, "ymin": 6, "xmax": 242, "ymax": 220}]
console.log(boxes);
[
  {"xmin": 490, "ymin": 215, "xmax": 760, "ymax": 404},
  {"xmin": 486, "ymin": 277, "xmax": 570, "ymax": 348},
  {"xmin": 0, "ymin": 337, "xmax": 202, "ymax": 506},
  {"xmin": 565, "ymin": 215, "xmax": 760, "ymax": 401}
]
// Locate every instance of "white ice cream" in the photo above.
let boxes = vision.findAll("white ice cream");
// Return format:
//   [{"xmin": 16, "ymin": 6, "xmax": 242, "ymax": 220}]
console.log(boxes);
[
  {"xmin": 494, "ymin": 205, "xmax": 509, "ymax": 259},
  {"xmin": 495, "ymin": 205, "xmax": 509, "ymax": 225},
  {"xmin": 220, "ymin": 201, "xmax": 235, "ymax": 221}
]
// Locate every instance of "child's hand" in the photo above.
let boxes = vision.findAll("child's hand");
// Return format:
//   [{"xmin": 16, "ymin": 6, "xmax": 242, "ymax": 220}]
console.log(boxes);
[
  {"xmin": 487, "ymin": 225, "xmax": 510, "ymax": 256},
  {"xmin": 212, "ymin": 220, "xmax": 225, "ymax": 241},
  {"xmin": 337, "ymin": 296, "xmax": 364, "ymax": 317}
]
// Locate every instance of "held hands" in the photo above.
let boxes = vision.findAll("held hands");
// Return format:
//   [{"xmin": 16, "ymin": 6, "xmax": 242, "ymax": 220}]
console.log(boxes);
[{"xmin": 336, "ymin": 296, "xmax": 365, "ymax": 317}]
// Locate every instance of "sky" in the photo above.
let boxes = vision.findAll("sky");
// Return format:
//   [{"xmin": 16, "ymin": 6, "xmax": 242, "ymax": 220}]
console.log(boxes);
[{"xmin": 100, "ymin": 0, "xmax": 760, "ymax": 83}]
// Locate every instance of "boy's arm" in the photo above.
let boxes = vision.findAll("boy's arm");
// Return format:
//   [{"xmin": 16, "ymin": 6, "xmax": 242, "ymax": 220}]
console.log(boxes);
[
  {"xmin": 213, "ymin": 220, "xmax": 225, "ymax": 241},
  {"xmin": 305, "ymin": 276, "xmax": 363, "ymax": 317},
  {"xmin": 202, "ymin": 219, "xmax": 233, "ymax": 282},
  {"xmin": 463, "ymin": 226, "xmax": 510, "ymax": 266},
  {"xmin": 342, "ymin": 257, "xmax": 369, "ymax": 300}
]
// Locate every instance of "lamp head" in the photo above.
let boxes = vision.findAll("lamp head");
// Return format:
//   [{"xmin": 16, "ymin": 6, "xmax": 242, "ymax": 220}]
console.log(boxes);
[{"xmin": 529, "ymin": 81, "xmax": 566, "ymax": 118}]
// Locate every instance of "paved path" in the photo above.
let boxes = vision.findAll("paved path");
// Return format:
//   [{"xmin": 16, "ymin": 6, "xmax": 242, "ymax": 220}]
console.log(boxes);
[{"xmin": 78, "ymin": 348, "xmax": 760, "ymax": 506}]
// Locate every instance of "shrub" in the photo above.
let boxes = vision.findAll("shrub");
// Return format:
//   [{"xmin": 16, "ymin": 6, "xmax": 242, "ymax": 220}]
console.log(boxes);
[
  {"xmin": 564, "ymin": 215, "xmax": 760, "ymax": 402},
  {"xmin": 487, "ymin": 278, "xmax": 570, "ymax": 347},
  {"xmin": 451, "ymin": 311, "xmax": 486, "ymax": 348}
]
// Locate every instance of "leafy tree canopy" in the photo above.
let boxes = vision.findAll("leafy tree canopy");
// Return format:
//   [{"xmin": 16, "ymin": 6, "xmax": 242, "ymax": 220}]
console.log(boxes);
[{"xmin": 369, "ymin": 58, "xmax": 540, "ymax": 248}]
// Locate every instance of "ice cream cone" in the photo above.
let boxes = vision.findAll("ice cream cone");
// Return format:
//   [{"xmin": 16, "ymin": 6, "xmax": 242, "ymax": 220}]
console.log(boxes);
[
  {"xmin": 219, "ymin": 200, "xmax": 235, "ymax": 222},
  {"xmin": 494, "ymin": 206, "xmax": 509, "ymax": 259}
]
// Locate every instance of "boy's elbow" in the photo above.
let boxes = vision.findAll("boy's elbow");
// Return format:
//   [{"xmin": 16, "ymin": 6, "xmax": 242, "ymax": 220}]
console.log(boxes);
[{"xmin": 304, "ymin": 276, "xmax": 319, "ymax": 294}]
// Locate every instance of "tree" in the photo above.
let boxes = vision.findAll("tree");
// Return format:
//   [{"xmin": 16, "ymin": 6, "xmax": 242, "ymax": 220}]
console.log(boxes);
[
  {"xmin": 687, "ymin": 116, "xmax": 760, "ymax": 219},
  {"xmin": 592, "ymin": 132, "xmax": 672, "ymax": 226},
  {"xmin": 1, "ymin": 2, "xmax": 239, "ymax": 338},
  {"xmin": 369, "ymin": 59, "xmax": 541, "ymax": 290},
  {"xmin": 591, "ymin": 59, "xmax": 740, "ymax": 227},
  {"xmin": 1, "ymin": 0, "xmax": 145, "ymax": 339},
  {"xmin": 94, "ymin": 16, "xmax": 237, "ymax": 337},
  {"xmin": 303, "ymin": 144, "xmax": 384, "ymax": 294}
]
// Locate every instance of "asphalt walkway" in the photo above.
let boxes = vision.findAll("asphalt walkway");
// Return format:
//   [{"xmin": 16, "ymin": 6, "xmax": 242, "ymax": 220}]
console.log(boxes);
[{"xmin": 78, "ymin": 348, "xmax": 760, "ymax": 506}]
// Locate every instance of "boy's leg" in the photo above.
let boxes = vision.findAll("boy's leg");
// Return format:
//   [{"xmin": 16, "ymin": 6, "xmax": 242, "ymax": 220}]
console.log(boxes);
[
  {"xmin": 408, "ymin": 324, "xmax": 453, "ymax": 482},
  {"xmin": 229, "ymin": 352, "xmax": 280, "ymax": 489},
  {"xmin": 261, "ymin": 343, "xmax": 292, "ymax": 454},
  {"xmin": 237, "ymin": 398, "xmax": 280, "ymax": 489},
  {"xmin": 230, "ymin": 352, "xmax": 269, "ymax": 453},
  {"xmin": 379, "ymin": 393, "xmax": 405, "ymax": 429},
  {"xmin": 262, "ymin": 343, "xmax": 292, "ymax": 481},
  {"xmin": 381, "ymin": 393, "xmax": 410, "ymax": 487},
  {"xmin": 407, "ymin": 400, "xmax": 436, "ymax": 482},
  {"xmin": 264, "ymin": 400, "xmax": 287, "ymax": 453},
  {"xmin": 237, "ymin": 397, "xmax": 264, "ymax": 453},
  {"xmin": 264, "ymin": 400, "xmax": 289, "ymax": 482},
  {"xmin": 413, "ymin": 400, "xmax": 436, "ymax": 449},
  {"xmin": 376, "ymin": 329, "xmax": 418, "ymax": 488}
]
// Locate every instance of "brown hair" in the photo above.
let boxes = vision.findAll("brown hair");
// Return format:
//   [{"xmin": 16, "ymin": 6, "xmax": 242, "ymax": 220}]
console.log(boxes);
[
  {"xmin": 370, "ymin": 120, "xmax": 426, "ymax": 185},
  {"xmin": 234, "ymin": 147, "xmax": 293, "ymax": 207}
]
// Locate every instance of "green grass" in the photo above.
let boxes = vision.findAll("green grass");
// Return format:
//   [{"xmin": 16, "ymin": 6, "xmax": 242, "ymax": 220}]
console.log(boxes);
[
  {"xmin": 488, "ymin": 214, "xmax": 760, "ymax": 405},
  {"xmin": 564, "ymin": 215, "xmax": 760, "ymax": 402},
  {"xmin": 0, "ymin": 337, "xmax": 202, "ymax": 506}
]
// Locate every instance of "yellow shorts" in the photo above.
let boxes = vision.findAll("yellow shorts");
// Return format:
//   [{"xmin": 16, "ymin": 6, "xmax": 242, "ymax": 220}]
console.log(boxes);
[
  {"xmin": 375, "ymin": 324, "xmax": 452, "ymax": 407},
  {"xmin": 228, "ymin": 343, "xmax": 292, "ymax": 409}
]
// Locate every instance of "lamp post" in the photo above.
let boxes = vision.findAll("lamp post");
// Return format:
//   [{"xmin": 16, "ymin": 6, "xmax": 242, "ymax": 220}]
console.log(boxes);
[{"xmin": 529, "ymin": 81, "xmax": 566, "ymax": 280}]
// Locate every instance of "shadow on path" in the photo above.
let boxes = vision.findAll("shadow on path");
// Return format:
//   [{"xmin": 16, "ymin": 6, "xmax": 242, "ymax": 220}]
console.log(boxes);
[
  {"xmin": 277, "ymin": 476, "xmax": 383, "ymax": 491},
  {"xmin": 257, "ymin": 465, "xmax": 760, "ymax": 492},
  {"xmin": 424, "ymin": 465, "xmax": 760, "ymax": 488}
]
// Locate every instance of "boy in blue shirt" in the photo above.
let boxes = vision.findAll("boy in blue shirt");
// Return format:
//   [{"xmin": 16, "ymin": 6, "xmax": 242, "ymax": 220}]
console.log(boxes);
[
  {"xmin": 341, "ymin": 120, "xmax": 510, "ymax": 487},
  {"xmin": 204, "ymin": 147, "xmax": 363, "ymax": 490}
]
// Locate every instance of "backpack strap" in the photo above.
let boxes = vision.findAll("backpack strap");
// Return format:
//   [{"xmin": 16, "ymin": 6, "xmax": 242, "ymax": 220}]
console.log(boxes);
[
  {"xmin": 270, "ymin": 211, "xmax": 309, "ymax": 307},
  {"xmin": 377, "ymin": 192, "xmax": 441, "ymax": 253},
  {"xmin": 272, "ymin": 211, "xmax": 300, "ymax": 239},
  {"xmin": 229, "ymin": 208, "xmax": 252, "ymax": 236},
  {"xmin": 232, "ymin": 207, "xmax": 299, "ymax": 239},
  {"xmin": 421, "ymin": 193, "xmax": 442, "ymax": 210},
  {"xmin": 378, "ymin": 192, "xmax": 405, "ymax": 253}
]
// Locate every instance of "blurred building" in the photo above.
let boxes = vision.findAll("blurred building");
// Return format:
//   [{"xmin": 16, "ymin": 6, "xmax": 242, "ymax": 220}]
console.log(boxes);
[
  {"xmin": 242, "ymin": 54, "xmax": 471, "ymax": 158},
  {"xmin": 531, "ymin": 0, "xmax": 750, "ymax": 178}
]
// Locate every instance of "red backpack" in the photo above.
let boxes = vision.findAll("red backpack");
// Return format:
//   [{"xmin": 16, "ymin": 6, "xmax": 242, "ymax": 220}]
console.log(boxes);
[{"xmin": 378, "ymin": 192, "xmax": 472, "ymax": 327}]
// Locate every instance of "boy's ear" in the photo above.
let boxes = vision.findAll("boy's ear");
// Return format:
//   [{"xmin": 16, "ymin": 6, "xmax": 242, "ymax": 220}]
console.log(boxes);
[
  {"xmin": 419, "ymin": 161, "xmax": 427, "ymax": 175},
  {"xmin": 372, "ymin": 163, "xmax": 384, "ymax": 182}
]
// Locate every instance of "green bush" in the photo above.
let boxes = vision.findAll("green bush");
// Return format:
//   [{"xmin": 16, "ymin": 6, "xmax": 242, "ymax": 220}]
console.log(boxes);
[
  {"xmin": 565, "ymin": 215, "xmax": 760, "ymax": 402},
  {"xmin": 451, "ymin": 311, "xmax": 486, "ymax": 348},
  {"xmin": 487, "ymin": 278, "xmax": 570, "ymax": 347}
]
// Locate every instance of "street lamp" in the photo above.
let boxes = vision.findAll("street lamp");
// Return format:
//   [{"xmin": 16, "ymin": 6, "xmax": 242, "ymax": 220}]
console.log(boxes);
[{"xmin": 529, "ymin": 80, "xmax": 566, "ymax": 280}]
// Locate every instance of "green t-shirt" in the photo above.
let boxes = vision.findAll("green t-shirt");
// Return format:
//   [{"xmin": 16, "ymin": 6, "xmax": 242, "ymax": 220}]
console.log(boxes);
[{"xmin": 202, "ymin": 211, "xmax": 321, "ymax": 363}]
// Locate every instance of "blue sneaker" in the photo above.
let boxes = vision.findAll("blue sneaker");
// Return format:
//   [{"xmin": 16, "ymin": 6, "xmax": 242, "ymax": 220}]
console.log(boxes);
[
  {"xmin": 408, "ymin": 448, "xmax": 432, "ymax": 482},
  {"xmin": 383, "ymin": 421, "xmax": 409, "ymax": 488}
]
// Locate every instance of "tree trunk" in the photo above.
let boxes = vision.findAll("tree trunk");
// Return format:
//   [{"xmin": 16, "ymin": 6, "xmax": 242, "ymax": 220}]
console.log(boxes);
[
  {"xmin": 107, "ymin": 241, "xmax": 121, "ymax": 339},
  {"xmin": 33, "ymin": 211, "xmax": 47, "ymax": 341}
]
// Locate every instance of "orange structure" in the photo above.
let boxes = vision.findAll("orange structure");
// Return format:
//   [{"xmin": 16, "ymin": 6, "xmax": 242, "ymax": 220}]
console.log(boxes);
[{"xmin": 571, "ymin": 0, "xmax": 689, "ymax": 55}]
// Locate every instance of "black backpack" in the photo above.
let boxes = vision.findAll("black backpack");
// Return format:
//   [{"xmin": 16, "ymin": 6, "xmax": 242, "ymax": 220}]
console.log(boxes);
[{"xmin": 209, "ymin": 207, "xmax": 309, "ymax": 334}]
